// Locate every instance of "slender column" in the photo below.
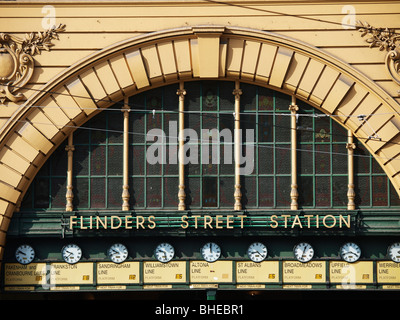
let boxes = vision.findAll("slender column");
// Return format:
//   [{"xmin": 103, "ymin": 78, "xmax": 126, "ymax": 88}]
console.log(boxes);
[
  {"xmin": 122, "ymin": 97, "xmax": 130, "ymax": 211},
  {"xmin": 233, "ymin": 81, "xmax": 242, "ymax": 211},
  {"xmin": 65, "ymin": 133, "xmax": 75, "ymax": 212},
  {"xmin": 177, "ymin": 82, "xmax": 186, "ymax": 210},
  {"xmin": 289, "ymin": 96, "xmax": 299, "ymax": 210},
  {"xmin": 346, "ymin": 130, "xmax": 356, "ymax": 210}
]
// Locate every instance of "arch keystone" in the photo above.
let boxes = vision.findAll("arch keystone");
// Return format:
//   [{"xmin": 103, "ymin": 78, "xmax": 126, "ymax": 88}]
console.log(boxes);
[{"xmin": 192, "ymin": 26, "xmax": 225, "ymax": 78}]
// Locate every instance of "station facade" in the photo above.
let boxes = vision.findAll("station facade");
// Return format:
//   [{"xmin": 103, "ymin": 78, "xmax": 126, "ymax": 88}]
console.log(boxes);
[{"xmin": 0, "ymin": 0, "xmax": 400, "ymax": 299}]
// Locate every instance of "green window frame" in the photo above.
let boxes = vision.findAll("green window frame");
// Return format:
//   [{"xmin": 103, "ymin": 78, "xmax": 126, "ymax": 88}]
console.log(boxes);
[
  {"xmin": 72, "ymin": 108, "xmax": 124, "ymax": 209},
  {"xmin": 297, "ymin": 100, "xmax": 349, "ymax": 208},
  {"xmin": 20, "ymin": 140, "xmax": 68, "ymax": 210},
  {"xmin": 129, "ymin": 83, "xmax": 180, "ymax": 209},
  {"xmin": 240, "ymin": 83, "xmax": 292, "ymax": 208},
  {"xmin": 183, "ymin": 81, "xmax": 236, "ymax": 209},
  {"xmin": 354, "ymin": 140, "xmax": 400, "ymax": 207}
]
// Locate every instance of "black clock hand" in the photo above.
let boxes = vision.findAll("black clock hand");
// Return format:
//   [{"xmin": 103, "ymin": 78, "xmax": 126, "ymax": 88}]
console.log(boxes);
[{"xmin": 65, "ymin": 250, "xmax": 73, "ymax": 257}]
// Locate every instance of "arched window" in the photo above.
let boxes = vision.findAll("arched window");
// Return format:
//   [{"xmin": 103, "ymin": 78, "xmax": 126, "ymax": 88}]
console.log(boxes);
[{"xmin": 19, "ymin": 81, "xmax": 400, "ymax": 212}]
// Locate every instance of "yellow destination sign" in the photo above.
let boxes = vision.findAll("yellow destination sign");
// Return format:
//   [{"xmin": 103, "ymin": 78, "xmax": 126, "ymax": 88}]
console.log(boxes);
[
  {"xmin": 49, "ymin": 262, "xmax": 93, "ymax": 285},
  {"xmin": 143, "ymin": 261, "xmax": 186, "ymax": 283},
  {"xmin": 377, "ymin": 261, "xmax": 400, "ymax": 283},
  {"xmin": 4, "ymin": 263, "xmax": 47, "ymax": 286},
  {"xmin": 236, "ymin": 261, "xmax": 279, "ymax": 283},
  {"xmin": 190, "ymin": 261, "xmax": 232, "ymax": 283},
  {"xmin": 97, "ymin": 262, "xmax": 140, "ymax": 284},
  {"xmin": 329, "ymin": 261, "xmax": 373, "ymax": 284},
  {"xmin": 283, "ymin": 261, "xmax": 326, "ymax": 283}
]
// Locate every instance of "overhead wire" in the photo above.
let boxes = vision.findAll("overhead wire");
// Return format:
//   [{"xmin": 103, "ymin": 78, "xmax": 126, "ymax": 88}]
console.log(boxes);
[
  {"xmin": 201, "ymin": 0, "xmax": 400, "ymax": 36},
  {"xmin": 4, "ymin": 2, "xmax": 400, "ymax": 162},
  {"xmin": 11, "ymin": 114, "xmax": 399, "ymax": 164},
  {"xmin": 7, "ymin": 83, "xmax": 400, "ymax": 153}
]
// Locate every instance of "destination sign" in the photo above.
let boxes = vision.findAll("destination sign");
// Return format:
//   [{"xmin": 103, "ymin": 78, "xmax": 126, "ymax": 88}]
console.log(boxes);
[
  {"xmin": 190, "ymin": 261, "xmax": 232, "ymax": 283},
  {"xmin": 236, "ymin": 261, "xmax": 279, "ymax": 283},
  {"xmin": 329, "ymin": 261, "xmax": 373, "ymax": 284},
  {"xmin": 4, "ymin": 263, "xmax": 47, "ymax": 286},
  {"xmin": 143, "ymin": 261, "xmax": 187, "ymax": 283},
  {"xmin": 377, "ymin": 261, "xmax": 400, "ymax": 283},
  {"xmin": 97, "ymin": 262, "xmax": 140, "ymax": 284},
  {"xmin": 283, "ymin": 261, "xmax": 326, "ymax": 283},
  {"xmin": 49, "ymin": 262, "xmax": 93, "ymax": 285}
]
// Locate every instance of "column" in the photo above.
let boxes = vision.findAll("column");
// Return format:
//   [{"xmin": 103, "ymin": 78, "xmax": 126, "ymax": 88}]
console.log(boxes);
[
  {"xmin": 65, "ymin": 133, "xmax": 74, "ymax": 212},
  {"xmin": 122, "ymin": 97, "xmax": 130, "ymax": 211},
  {"xmin": 289, "ymin": 96, "xmax": 299, "ymax": 210},
  {"xmin": 233, "ymin": 81, "xmax": 242, "ymax": 211},
  {"xmin": 346, "ymin": 130, "xmax": 356, "ymax": 210},
  {"xmin": 177, "ymin": 82, "xmax": 186, "ymax": 210}
]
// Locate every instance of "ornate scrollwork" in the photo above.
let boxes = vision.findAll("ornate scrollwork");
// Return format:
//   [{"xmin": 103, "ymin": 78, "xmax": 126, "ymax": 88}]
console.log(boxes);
[
  {"xmin": 356, "ymin": 21, "xmax": 400, "ymax": 95},
  {"xmin": 0, "ymin": 24, "xmax": 65, "ymax": 104}
]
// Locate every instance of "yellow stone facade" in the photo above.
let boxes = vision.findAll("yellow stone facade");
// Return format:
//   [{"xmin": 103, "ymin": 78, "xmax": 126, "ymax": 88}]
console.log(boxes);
[{"xmin": 0, "ymin": 0, "xmax": 399, "ymax": 267}]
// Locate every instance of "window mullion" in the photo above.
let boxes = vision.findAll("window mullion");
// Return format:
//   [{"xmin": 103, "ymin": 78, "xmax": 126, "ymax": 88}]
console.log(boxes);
[
  {"xmin": 233, "ymin": 80, "xmax": 242, "ymax": 211},
  {"xmin": 347, "ymin": 130, "xmax": 356, "ymax": 210},
  {"xmin": 65, "ymin": 133, "xmax": 74, "ymax": 211},
  {"xmin": 122, "ymin": 97, "xmax": 130, "ymax": 210},
  {"xmin": 289, "ymin": 95, "xmax": 299, "ymax": 210},
  {"xmin": 177, "ymin": 81, "xmax": 186, "ymax": 210}
]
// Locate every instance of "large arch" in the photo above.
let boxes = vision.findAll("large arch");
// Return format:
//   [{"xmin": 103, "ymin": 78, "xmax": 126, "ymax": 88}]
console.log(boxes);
[{"xmin": 0, "ymin": 25, "xmax": 400, "ymax": 259}]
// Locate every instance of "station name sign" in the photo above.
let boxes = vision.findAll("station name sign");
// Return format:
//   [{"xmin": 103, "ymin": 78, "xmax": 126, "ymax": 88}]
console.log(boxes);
[{"xmin": 69, "ymin": 213, "xmax": 352, "ymax": 230}]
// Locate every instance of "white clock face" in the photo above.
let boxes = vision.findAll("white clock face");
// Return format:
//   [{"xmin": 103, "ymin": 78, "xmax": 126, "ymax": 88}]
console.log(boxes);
[
  {"xmin": 293, "ymin": 242, "xmax": 314, "ymax": 263},
  {"xmin": 15, "ymin": 244, "xmax": 35, "ymax": 265},
  {"xmin": 340, "ymin": 242, "xmax": 361, "ymax": 263},
  {"xmin": 108, "ymin": 243, "xmax": 128, "ymax": 264},
  {"xmin": 388, "ymin": 242, "xmax": 400, "ymax": 263},
  {"xmin": 247, "ymin": 242, "xmax": 267, "ymax": 262},
  {"xmin": 155, "ymin": 243, "xmax": 174, "ymax": 263},
  {"xmin": 201, "ymin": 242, "xmax": 221, "ymax": 263},
  {"xmin": 62, "ymin": 244, "xmax": 82, "ymax": 264}
]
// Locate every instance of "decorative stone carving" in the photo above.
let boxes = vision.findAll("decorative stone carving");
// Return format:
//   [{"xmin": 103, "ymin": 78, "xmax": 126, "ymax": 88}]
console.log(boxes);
[
  {"xmin": 356, "ymin": 21, "xmax": 400, "ymax": 95},
  {"xmin": 0, "ymin": 24, "xmax": 66, "ymax": 104}
]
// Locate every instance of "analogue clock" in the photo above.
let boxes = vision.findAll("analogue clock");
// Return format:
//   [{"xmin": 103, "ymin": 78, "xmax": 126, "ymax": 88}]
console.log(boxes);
[
  {"xmin": 340, "ymin": 242, "xmax": 361, "ymax": 263},
  {"xmin": 108, "ymin": 243, "xmax": 128, "ymax": 264},
  {"xmin": 293, "ymin": 242, "xmax": 314, "ymax": 263},
  {"xmin": 15, "ymin": 244, "xmax": 35, "ymax": 265},
  {"xmin": 388, "ymin": 242, "xmax": 400, "ymax": 263},
  {"xmin": 62, "ymin": 244, "xmax": 82, "ymax": 264},
  {"xmin": 154, "ymin": 243, "xmax": 174, "ymax": 263},
  {"xmin": 201, "ymin": 242, "xmax": 221, "ymax": 263},
  {"xmin": 247, "ymin": 242, "xmax": 267, "ymax": 262}
]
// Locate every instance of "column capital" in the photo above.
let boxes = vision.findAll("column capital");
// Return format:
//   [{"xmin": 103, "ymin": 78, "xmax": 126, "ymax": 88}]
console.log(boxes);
[
  {"xmin": 176, "ymin": 88, "xmax": 186, "ymax": 99},
  {"xmin": 65, "ymin": 145, "xmax": 75, "ymax": 152},
  {"xmin": 346, "ymin": 142, "xmax": 356, "ymax": 150},
  {"xmin": 288, "ymin": 104, "xmax": 299, "ymax": 112},
  {"xmin": 232, "ymin": 88, "xmax": 242, "ymax": 99}
]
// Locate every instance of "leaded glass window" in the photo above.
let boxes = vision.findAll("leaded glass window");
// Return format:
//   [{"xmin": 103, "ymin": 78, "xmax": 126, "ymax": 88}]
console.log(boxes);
[
  {"xmin": 129, "ymin": 84, "xmax": 179, "ymax": 208},
  {"xmin": 297, "ymin": 100, "xmax": 348, "ymax": 208},
  {"xmin": 183, "ymin": 81, "xmax": 235, "ymax": 209}
]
